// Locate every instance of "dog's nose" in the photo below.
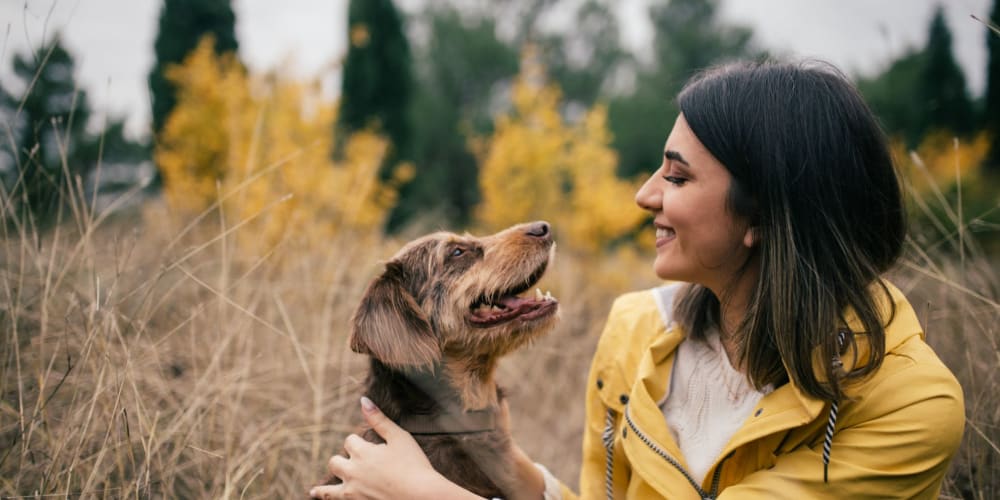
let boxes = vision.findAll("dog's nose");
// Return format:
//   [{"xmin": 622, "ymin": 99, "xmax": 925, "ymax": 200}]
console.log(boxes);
[{"xmin": 525, "ymin": 221, "xmax": 551, "ymax": 240}]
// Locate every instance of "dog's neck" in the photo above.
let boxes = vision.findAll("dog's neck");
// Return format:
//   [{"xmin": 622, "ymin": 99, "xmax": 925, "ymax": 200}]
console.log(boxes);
[
  {"xmin": 441, "ymin": 355, "xmax": 500, "ymax": 409},
  {"xmin": 367, "ymin": 359, "xmax": 501, "ymax": 434}
]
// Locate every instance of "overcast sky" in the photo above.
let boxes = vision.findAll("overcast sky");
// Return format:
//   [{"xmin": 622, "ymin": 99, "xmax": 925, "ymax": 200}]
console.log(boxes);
[{"xmin": 0, "ymin": 0, "xmax": 993, "ymax": 140}]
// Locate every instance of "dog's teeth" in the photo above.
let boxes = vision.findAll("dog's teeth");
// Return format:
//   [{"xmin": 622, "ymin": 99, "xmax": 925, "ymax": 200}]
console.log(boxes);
[
  {"xmin": 536, "ymin": 288, "xmax": 543, "ymax": 300},
  {"xmin": 545, "ymin": 290, "xmax": 553, "ymax": 300},
  {"xmin": 491, "ymin": 305, "xmax": 503, "ymax": 312}
]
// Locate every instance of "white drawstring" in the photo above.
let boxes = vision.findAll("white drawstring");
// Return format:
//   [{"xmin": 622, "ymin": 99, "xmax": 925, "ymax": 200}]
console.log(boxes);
[{"xmin": 822, "ymin": 329, "xmax": 849, "ymax": 483}]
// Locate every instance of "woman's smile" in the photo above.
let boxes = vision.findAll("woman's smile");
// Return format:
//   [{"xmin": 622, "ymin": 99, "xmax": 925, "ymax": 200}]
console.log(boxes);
[
  {"xmin": 655, "ymin": 224, "xmax": 675, "ymax": 248},
  {"xmin": 635, "ymin": 114, "xmax": 755, "ymax": 292}
]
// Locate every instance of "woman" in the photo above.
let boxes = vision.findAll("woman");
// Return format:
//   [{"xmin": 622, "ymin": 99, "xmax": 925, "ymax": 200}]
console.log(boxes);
[{"xmin": 310, "ymin": 60, "xmax": 965, "ymax": 499}]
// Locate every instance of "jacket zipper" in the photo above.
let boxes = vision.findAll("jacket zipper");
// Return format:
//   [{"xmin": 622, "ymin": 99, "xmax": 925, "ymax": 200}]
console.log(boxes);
[{"xmin": 623, "ymin": 407, "xmax": 727, "ymax": 500}]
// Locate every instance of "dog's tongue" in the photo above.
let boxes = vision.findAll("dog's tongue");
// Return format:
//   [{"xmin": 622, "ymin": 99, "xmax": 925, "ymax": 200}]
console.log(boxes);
[
  {"xmin": 470, "ymin": 292, "xmax": 557, "ymax": 325},
  {"xmin": 499, "ymin": 295, "xmax": 538, "ymax": 309}
]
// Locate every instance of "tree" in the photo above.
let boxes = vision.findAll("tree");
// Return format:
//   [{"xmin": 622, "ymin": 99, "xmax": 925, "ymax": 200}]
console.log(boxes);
[
  {"xmin": 610, "ymin": 0, "xmax": 763, "ymax": 178},
  {"xmin": 155, "ymin": 39, "xmax": 401, "ymax": 250},
  {"xmin": 862, "ymin": 7, "xmax": 976, "ymax": 148},
  {"xmin": 535, "ymin": 0, "xmax": 633, "ymax": 108},
  {"xmin": 476, "ymin": 50, "xmax": 644, "ymax": 253},
  {"xmin": 338, "ymin": 0, "xmax": 413, "ymax": 159},
  {"xmin": 148, "ymin": 0, "xmax": 239, "ymax": 136},
  {"xmin": 400, "ymin": 0, "xmax": 632, "ymax": 229},
  {"xmin": 983, "ymin": 0, "xmax": 1000, "ymax": 171},
  {"xmin": 338, "ymin": 0, "xmax": 416, "ymax": 230},
  {"xmin": 0, "ymin": 36, "xmax": 100, "ymax": 227},
  {"xmin": 858, "ymin": 50, "xmax": 928, "ymax": 146},
  {"xmin": 918, "ymin": 7, "xmax": 975, "ymax": 138},
  {"xmin": 398, "ymin": 6, "xmax": 519, "ymax": 228}
]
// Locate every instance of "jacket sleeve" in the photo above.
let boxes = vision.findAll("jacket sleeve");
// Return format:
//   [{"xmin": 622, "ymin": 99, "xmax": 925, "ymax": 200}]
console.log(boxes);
[
  {"xmin": 537, "ymin": 296, "xmax": 622, "ymax": 500},
  {"xmin": 719, "ymin": 357, "xmax": 964, "ymax": 500},
  {"xmin": 537, "ymin": 314, "xmax": 609, "ymax": 500},
  {"xmin": 575, "ymin": 293, "xmax": 646, "ymax": 500},
  {"xmin": 574, "ymin": 342, "xmax": 609, "ymax": 500}
]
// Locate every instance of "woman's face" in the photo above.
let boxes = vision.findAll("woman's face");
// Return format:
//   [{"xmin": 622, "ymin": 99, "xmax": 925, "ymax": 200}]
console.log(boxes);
[{"xmin": 635, "ymin": 114, "xmax": 755, "ymax": 293}]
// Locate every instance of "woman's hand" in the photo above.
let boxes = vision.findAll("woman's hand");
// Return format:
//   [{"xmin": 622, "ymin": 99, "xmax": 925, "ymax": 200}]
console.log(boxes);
[{"xmin": 309, "ymin": 397, "xmax": 482, "ymax": 500}]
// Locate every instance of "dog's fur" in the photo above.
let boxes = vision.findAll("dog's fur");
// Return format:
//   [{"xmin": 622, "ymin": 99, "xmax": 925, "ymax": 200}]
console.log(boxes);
[{"xmin": 320, "ymin": 221, "xmax": 559, "ymax": 498}]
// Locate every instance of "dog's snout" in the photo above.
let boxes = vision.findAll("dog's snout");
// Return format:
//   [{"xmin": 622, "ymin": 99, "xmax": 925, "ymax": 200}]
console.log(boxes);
[{"xmin": 525, "ymin": 221, "xmax": 551, "ymax": 241}]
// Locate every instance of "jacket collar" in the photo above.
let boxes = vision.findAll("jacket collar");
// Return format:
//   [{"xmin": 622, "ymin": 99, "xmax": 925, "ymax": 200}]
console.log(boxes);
[{"xmin": 602, "ymin": 280, "xmax": 924, "ymax": 416}]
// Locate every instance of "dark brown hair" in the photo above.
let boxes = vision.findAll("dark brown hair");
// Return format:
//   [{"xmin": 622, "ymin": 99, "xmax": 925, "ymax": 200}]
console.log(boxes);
[{"xmin": 674, "ymin": 60, "xmax": 906, "ymax": 401}]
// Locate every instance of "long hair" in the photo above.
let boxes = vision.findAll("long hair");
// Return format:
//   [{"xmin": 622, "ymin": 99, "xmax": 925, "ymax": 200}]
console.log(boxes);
[{"xmin": 673, "ymin": 60, "xmax": 906, "ymax": 401}]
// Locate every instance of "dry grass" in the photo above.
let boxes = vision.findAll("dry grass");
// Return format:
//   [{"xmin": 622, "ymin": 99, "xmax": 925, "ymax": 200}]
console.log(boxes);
[
  {"xmin": 1, "ymin": 171, "xmax": 998, "ymax": 498},
  {"xmin": 0, "ymin": 186, "xmax": 655, "ymax": 498}
]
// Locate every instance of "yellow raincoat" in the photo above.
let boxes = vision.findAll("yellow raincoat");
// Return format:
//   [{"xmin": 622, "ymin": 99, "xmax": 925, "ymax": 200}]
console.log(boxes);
[{"xmin": 561, "ymin": 281, "xmax": 964, "ymax": 499}]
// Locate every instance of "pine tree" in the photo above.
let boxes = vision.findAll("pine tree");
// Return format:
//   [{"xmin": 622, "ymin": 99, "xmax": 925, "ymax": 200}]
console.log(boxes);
[
  {"xmin": 338, "ymin": 0, "xmax": 418, "ymax": 231},
  {"xmin": 919, "ymin": 7, "xmax": 975, "ymax": 138},
  {"xmin": 983, "ymin": 0, "xmax": 1000, "ymax": 170},
  {"xmin": 1, "ymin": 36, "xmax": 99, "ymax": 226},
  {"xmin": 858, "ymin": 50, "xmax": 928, "ymax": 146},
  {"xmin": 148, "ymin": 0, "xmax": 239, "ymax": 136},
  {"xmin": 338, "ymin": 0, "xmax": 413, "ymax": 161}
]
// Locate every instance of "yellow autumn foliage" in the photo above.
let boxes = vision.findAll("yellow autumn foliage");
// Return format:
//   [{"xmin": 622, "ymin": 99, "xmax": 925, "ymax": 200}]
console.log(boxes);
[
  {"xmin": 893, "ymin": 130, "xmax": 991, "ymax": 196},
  {"xmin": 155, "ymin": 36, "xmax": 404, "ymax": 250},
  {"xmin": 474, "ymin": 48, "xmax": 645, "ymax": 254}
]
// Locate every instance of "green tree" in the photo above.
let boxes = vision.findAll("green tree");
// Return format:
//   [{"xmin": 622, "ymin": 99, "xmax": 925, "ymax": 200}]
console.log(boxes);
[
  {"xmin": 919, "ymin": 7, "xmax": 974, "ymax": 138},
  {"xmin": 339, "ymin": 0, "xmax": 416, "ymax": 230},
  {"xmin": 338, "ymin": 0, "xmax": 413, "ymax": 161},
  {"xmin": 984, "ymin": 0, "xmax": 1000, "ymax": 171},
  {"xmin": 862, "ymin": 7, "xmax": 976, "ymax": 147},
  {"xmin": 398, "ymin": 6, "xmax": 519, "ymax": 228},
  {"xmin": 0, "ymin": 36, "xmax": 100, "ymax": 227},
  {"xmin": 858, "ymin": 49, "xmax": 927, "ymax": 146},
  {"xmin": 610, "ymin": 0, "xmax": 762, "ymax": 178},
  {"xmin": 535, "ymin": 0, "xmax": 632, "ymax": 108},
  {"xmin": 148, "ymin": 0, "xmax": 239, "ymax": 136}
]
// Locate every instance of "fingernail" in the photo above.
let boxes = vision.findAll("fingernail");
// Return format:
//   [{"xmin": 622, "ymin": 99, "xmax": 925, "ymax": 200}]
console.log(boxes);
[
  {"xmin": 308, "ymin": 488, "xmax": 317, "ymax": 497},
  {"xmin": 360, "ymin": 396, "xmax": 377, "ymax": 414}
]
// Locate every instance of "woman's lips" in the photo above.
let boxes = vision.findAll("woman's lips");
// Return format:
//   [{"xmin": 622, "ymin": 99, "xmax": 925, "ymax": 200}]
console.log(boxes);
[{"xmin": 655, "ymin": 226, "xmax": 676, "ymax": 248}]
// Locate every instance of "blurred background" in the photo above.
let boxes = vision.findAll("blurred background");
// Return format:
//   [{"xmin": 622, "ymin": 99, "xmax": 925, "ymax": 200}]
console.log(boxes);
[{"xmin": 1, "ymin": 0, "xmax": 998, "ymax": 498}]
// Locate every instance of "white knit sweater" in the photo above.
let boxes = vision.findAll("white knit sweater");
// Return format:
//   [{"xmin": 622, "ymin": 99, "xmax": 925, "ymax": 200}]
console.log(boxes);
[
  {"xmin": 536, "ymin": 286, "xmax": 770, "ymax": 498},
  {"xmin": 659, "ymin": 330, "xmax": 770, "ymax": 485}
]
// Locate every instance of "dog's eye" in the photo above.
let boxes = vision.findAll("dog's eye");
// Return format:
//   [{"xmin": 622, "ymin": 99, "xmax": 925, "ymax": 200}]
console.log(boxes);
[{"xmin": 450, "ymin": 247, "xmax": 464, "ymax": 257}]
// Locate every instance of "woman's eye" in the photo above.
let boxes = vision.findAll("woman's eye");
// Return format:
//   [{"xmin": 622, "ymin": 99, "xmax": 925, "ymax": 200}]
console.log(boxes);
[
  {"xmin": 663, "ymin": 175, "xmax": 688, "ymax": 186},
  {"xmin": 450, "ymin": 247, "xmax": 464, "ymax": 257}
]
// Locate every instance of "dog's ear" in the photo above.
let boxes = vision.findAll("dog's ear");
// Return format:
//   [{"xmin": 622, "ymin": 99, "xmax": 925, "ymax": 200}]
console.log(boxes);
[{"xmin": 350, "ymin": 261, "xmax": 440, "ymax": 369}]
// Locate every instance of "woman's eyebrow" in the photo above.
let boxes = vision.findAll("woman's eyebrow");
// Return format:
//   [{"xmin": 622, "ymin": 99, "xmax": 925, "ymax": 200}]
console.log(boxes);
[{"xmin": 664, "ymin": 149, "xmax": 690, "ymax": 166}]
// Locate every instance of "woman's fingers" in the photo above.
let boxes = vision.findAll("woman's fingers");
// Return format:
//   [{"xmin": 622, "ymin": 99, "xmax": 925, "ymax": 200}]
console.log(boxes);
[
  {"xmin": 327, "ymin": 453, "xmax": 351, "ymax": 477},
  {"xmin": 310, "ymin": 397, "xmax": 445, "ymax": 499},
  {"xmin": 308, "ymin": 483, "xmax": 342, "ymax": 499},
  {"xmin": 359, "ymin": 396, "xmax": 406, "ymax": 443},
  {"xmin": 342, "ymin": 433, "xmax": 368, "ymax": 458}
]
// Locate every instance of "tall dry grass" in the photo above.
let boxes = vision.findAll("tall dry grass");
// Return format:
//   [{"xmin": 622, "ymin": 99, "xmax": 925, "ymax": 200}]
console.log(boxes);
[
  {"xmin": 1, "ymin": 147, "xmax": 998, "ymax": 498},
  {"xmin": 0, "ymin": 172, "xmax": 657, "ymax": 498}
]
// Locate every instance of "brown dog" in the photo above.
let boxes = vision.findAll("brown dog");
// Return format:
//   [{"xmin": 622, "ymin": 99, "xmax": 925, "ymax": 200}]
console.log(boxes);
[{"xmin": 319, "ymin": 221, "xmax": 559, "ymax": 498}]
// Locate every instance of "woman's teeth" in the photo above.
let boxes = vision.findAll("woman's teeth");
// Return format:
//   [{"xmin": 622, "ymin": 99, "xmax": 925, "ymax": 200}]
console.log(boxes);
[{"xmin": 656, "ymin": 228, "xmax": 675, "ymax": 239}]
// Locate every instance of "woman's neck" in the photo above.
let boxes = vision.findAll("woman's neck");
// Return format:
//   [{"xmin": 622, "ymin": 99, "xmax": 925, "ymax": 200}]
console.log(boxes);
[{"xmin": 711, "ymin": 256, "xmax": 760, "ymax": 373}]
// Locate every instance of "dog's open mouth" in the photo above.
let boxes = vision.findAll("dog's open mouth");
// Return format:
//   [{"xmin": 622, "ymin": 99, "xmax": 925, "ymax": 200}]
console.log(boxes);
[{"xmin": 468, "ymin": 263, "xmax": 558, "ymax": 327}]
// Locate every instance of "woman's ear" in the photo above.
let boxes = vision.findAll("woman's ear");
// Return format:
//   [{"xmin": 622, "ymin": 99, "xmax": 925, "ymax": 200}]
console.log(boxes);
[{"xmin": 743, "ymin": 226, "xmax": 757, "ymax": 248}]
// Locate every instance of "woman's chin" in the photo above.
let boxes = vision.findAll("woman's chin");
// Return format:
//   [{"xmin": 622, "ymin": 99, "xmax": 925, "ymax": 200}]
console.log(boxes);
[{"xmin": 653, "ymin": 261, "xmax": 684, "ymax": 282}]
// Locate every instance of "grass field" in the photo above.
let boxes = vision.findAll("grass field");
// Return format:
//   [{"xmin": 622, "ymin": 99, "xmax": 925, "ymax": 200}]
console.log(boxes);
[{"xmin": 1, "ymin": 181, "xmax": 998, "ymax": 498}]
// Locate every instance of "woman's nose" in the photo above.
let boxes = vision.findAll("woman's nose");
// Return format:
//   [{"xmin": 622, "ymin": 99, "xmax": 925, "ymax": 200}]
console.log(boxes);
[{"xmin": 635, "ymin": 175, "xmax": 661, "ymax": 211}]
